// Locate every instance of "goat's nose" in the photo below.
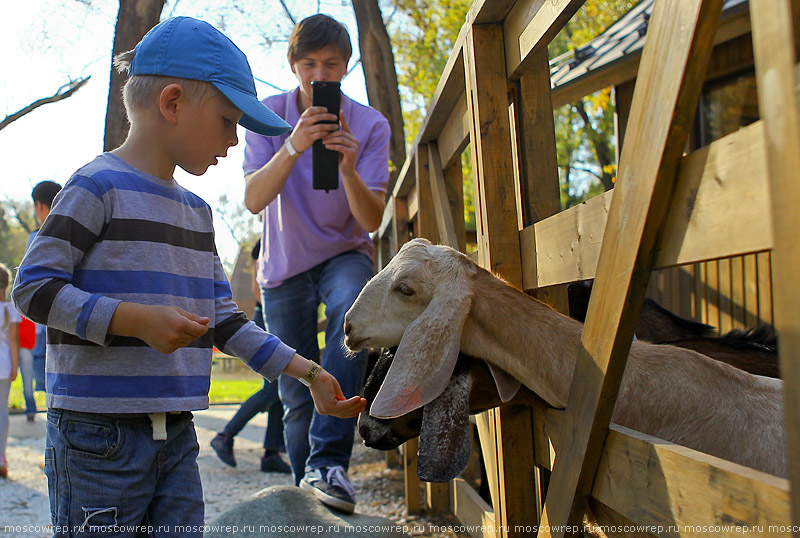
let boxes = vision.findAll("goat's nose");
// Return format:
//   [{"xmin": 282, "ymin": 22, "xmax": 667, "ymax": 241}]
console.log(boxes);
[{"xmin": 344, "ymin": 320, "xmax": 352, "ymax": 336}]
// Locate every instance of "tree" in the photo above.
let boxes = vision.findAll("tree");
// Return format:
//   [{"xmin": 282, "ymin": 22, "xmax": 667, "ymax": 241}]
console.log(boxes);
[
  {"xmin": 104, "ymin": 0, "xmax": 166, "ymax": 152},
  {"xmin": 549, "ymin": 0, "xmax": 639, "ymax": 206},
  {"xmin": 352, "ymin": 0, "xmax": 406, "ymax": 191},
  {"xmin": 0, "ymin": 77, "xmax": 91, "ymax": 132}
]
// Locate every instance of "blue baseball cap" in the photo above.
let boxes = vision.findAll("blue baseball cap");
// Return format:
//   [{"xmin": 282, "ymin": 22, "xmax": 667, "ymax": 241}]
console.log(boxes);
[{"xmin": 129, "ymin": 17, "xmax": 290, "ymax": 137}]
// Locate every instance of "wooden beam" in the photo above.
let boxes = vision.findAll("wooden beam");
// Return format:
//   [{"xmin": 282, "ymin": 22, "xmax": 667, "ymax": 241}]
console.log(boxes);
[
  {"xmin": 437, "ymin": 93, "xmax": 470, "ymax": 170},
  {"xmin": 404, "ymin": 438, "xmax": 421, "ymax": 515},
  {"xmin": 416, "ymin": 144, "xmax": 438, "ymax": 241},
  {"xmin": 522, "ymin": 121, "xmax": 772, "ymax": 288},
  {"xmin": 464, "ymin": 23, "xmax": 523, "ymax": 284},
  {"xmin": 450, "ymin": 477, "xmax": 497, "ymax": 538},
  {"xmin": 428, "ymin": 142, "xmax": 460, "ymax": 248},
  {"xmin": 538, "ymin": 1, "xmax": 725, "ymax": 536},
  {"xmin": 444, "ymin": 160, "xmax": 467, "ymax": 253},
  {"xmin": 504, "ymin": 0, "xmax": 586, "ymax": 80},
  {"xmin": 530, "ymin": 402, "xmax": 791, "ymax": 534},
  {"xmin": 751, "ymin": 0, "xmax": 800, "ymax": 532},
  {"xmin": 594, "ymin": 425, "xmax": 791, "ymax": 537}
]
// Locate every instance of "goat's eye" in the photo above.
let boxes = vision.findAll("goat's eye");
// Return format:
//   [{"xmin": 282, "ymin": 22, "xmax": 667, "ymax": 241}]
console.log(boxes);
[{"xmin": 396, "ymin": 283, "xmax": 415, "ymax": 297}]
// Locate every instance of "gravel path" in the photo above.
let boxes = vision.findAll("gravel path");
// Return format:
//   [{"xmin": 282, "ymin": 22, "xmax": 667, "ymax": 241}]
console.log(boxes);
[{"xmin": 0, "ymin": 407, "xmax": 465, "ymax": 537}]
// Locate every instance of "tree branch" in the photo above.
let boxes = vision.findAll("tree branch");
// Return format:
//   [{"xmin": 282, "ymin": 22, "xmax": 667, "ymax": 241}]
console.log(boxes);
[
  {"xmin": 278, "ymin": 0, "xmax": 296, "ymax": 25},
  {"xmin": 1, "ymin": 77, "xmax": 91, "ymax": 131}
]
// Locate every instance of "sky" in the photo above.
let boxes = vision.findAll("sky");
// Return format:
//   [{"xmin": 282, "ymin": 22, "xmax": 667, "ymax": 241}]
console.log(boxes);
[{"xmin": 0, "ymin": 0, "xmax": 370, "ymax": 268}]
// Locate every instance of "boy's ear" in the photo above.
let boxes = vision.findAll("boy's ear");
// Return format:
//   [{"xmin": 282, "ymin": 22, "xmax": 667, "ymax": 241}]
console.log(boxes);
[{"xmin": 159, "ymin": 83, "xmax": 185, "ymax": 124}]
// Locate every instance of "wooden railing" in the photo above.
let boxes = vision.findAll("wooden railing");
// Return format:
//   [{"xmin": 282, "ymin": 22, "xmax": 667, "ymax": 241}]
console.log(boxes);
[{"xmin": 371, "ymin": 0, "xmax": 799, "ymax": 537}]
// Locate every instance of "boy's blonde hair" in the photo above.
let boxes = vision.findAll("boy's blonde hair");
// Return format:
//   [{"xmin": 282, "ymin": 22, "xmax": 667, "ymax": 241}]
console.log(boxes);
[{"xmin": 114, "ymin": 49, "xmax": 221, "ymax": 117}]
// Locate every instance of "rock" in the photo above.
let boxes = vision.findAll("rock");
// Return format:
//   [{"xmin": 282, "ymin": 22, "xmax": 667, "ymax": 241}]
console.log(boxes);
[{"xmin": 205, "ymin": 486, "xmax": 410, "ymax": 538}]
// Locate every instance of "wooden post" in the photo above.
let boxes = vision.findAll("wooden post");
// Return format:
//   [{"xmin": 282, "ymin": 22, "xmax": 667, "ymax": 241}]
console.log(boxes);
[
  {"xmin": 404, "ymin": 437, "xmax": 421, "ymax": 515},
  {"xmin": 464, "ymin": 22, "xmax": 536, "ymax": 538},
  {"xmin": 537, "ymin": 1, "xmax": 725, "ymax": 536},
  {"xmin": 750, "ymin": 0, "xmax": 800, "ymax": 532}
]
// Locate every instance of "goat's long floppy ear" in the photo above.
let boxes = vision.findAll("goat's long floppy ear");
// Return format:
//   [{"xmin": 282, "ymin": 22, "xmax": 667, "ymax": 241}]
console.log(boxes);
[
  {"xmin": 418, "ymin": 370, "xmax": 471, "ymax": 482},
  {"xmin": 488, "ymin": 363, "xmax": 521, "ymax": 403},
  {"xmin": 370, "ymin": 281, "xmax": 472, "ymax": 419}
]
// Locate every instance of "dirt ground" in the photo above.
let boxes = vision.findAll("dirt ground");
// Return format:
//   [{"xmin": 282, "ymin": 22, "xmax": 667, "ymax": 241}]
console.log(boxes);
[{"xmin": 0, "ymin": 406, "xmax": 466, "ymax": 537}]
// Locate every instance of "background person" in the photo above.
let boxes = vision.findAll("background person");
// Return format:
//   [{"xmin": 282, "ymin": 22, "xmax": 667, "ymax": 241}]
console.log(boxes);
[
  {"xmin": 21, "ymin": 180, "xmax": 63, "ymax": 420},
  {"xmin": 243, "ymin": 14, "xmax": 390, "ymax": 513},
  {"xmin": 0, "ymin": 263, "xmax": 20, "ymax": 478},
  {"xmin": 211, "ymin": 239, "xmax": 290, "ymax": 473}
]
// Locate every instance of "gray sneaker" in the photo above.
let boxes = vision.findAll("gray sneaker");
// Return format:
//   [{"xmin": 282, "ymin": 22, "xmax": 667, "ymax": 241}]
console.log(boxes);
[{"xmin": 300, "ymin": 466, "xmax": 356, "ymax": 513}]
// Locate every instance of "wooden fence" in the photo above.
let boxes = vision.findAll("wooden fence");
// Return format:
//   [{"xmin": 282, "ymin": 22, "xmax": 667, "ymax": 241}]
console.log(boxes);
[{"xmin": 370, "ymin": 0, "xmax": 799, "ymax": 537}]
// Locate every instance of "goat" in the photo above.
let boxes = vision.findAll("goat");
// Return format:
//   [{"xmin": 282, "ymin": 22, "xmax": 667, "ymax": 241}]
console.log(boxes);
[
  {"xmin": 569, "ymin": 280, "xmax": 780, "ymax": 378},
  {"xmin": 345, "ymin": 239, "xmax": 786, "ymax": 482},
  {"xmin": 359, "ymin": 290, "xmax": 780, "ymax": 454}
]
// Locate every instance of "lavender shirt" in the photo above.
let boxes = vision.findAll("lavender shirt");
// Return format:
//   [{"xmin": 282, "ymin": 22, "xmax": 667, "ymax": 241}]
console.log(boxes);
[{"xmin": 243, "ymin": 88, "xmax": 390, "ymax": 288}]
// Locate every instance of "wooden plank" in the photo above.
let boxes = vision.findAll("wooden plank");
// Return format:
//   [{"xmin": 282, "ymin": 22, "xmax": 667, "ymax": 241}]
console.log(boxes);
[
  {"xmin": 719, "ymin": 258, "xmax": 733, "ymax": 334},
  {"xmin": 475, "ymin": 411, "xmax": 500, "ymax": 514},
  {"xmin": 392, "ymin": 146, "xmax": 417, "ymax": 199},
  {"xmin": 415, "ymin": 29, "xmax": 467, "ymax": 146},
  {"xmin": 751, "ymin": 0, "xmax": 800, "ymax": 531},
  {"xmin": 504, "ymin": 0, "xmax": 586, "ymax": 80},
  {"xmin": 392, "ymin": 197, "xmax": 410, "ymax": 257},
  {"xmin": 444, "ymin": 160, "xmax": 467, "ymax": 253},
  {"xmin": 525, "ymin": 190, "xmax": 611, "ymax": 289},
  {"xmin": 529, "ymin": 405, "xmax": 791, "ymax": 534},
  {"xmin": 731, "ymin": 255, "xmax": 745, "ymax": 329},
  {"xmin": 416, "ymin": 145, "xmax": 438, "ymax": 241},
  {"xmin": 707, "ymin": 259, "xmax": 721, "ymax": 330},
  {"xmin": 515, "ymin": 52, "xmax": 562, "ymax": 227},
  {"xmin": 526, "ymin": 122, "xmax": 773, "ymax": 288},
  {"xmin": 404, "ymin": 438, "xmax": 421, "ymax": 515},
  {"xmin": 407, "ymin": 185, "xmax": 418, "ymax": 224},
  {"xmin": 437, "ymin": 93, "xmax": 470, "ymax": 170},
  {"xmin": 538, "ymin": 1, "xmax": 725, "ymax": 536},
  {"xmin": 743, "ymin": 255, "xmax": 758, "ymax": 327},
  {"xmin": 756, "ymin": 251, "xmax": 772, "ymax": 325},
  {"xmin": 614, "ymin": 80, "xmax": 636, "ymax": 160},
  {"xmin": 428, "ymin": 142, "xmax": 460, "ymax": 249},
  {"xmin": 468, "ymin": 0, "xmax": 517, "ymax": 25},
  {"xmin": 426, "ymin": 482, "xmax": 449, "ymax": 516},
  {"xmin": 451, "ymin": 477, "xmax": 497, "ymax": 538},
  {"xmin": 464, "ymin": 23, "xmax": 523, "ymax": 284},
  {"xmin": 594, "ymin": 425, "xmax": 792, "ymax": 537}
]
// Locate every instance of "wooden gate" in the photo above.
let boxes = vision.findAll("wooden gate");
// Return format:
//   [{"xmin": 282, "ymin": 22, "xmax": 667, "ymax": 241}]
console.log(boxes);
[{"xmin": 371, "ymin": 0, "xmax": 799, "ymax": 536}]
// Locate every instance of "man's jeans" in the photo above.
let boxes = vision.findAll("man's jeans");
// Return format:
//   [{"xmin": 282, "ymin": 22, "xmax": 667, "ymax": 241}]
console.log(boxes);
[
  {"xmin": 262, "ymin": 250, "xmax": 372, "ymax": 485},
  {"xmin": 18, "ymin": 348, "xmax": 36, "ymax": 416},
  {"xmin": 223, "ymin": 378, "xmax": 284, "ymax": 452},
  {"xmin": 45, "ymin": 409, "xmax": 204, "ymax": 537}
]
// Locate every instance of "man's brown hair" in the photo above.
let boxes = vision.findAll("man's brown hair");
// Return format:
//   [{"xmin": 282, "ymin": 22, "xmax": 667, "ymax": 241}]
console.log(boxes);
[{"xmin": 287, "ymin": 14, "xmax": 352, "ymax": 65}]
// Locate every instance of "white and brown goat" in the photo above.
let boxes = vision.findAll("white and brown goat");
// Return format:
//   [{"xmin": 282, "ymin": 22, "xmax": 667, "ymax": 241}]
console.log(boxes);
[{"xmin": 344, "ymin": 239, "xmax": 786, "ymax": 480}]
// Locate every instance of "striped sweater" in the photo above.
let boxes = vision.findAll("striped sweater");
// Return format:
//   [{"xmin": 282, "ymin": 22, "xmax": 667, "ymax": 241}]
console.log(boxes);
[{"xmin": 12, "ymin": 153, "xmax": 295, "ymax": 413}]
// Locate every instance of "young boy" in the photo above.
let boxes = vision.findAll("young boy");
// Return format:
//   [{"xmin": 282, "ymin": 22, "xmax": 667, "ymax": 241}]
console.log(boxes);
[{"xmin": 13, "ymin": 16, "xmax": 365, "ymax": 536}]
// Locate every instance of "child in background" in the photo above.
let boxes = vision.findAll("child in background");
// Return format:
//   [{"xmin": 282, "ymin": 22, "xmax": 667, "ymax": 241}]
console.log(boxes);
[{"xmin": 0, "ymin": 263, "xmax": 20, "ymax": 478}]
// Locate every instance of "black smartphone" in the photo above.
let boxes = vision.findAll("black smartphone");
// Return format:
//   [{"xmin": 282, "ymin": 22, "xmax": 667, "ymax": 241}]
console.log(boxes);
[{"xmin": 311, "ymin": 81, "xmax": 341, "ymax": 191}]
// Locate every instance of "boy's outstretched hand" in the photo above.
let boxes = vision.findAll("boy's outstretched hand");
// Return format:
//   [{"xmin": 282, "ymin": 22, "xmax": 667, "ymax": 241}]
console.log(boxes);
[
  {"xmin": 110, "ymin": 302, "xmax": 210, "ymax": 354},
  {"xmin": 310, "ymin": 370, "xmax": 367, "ymax": 418}
]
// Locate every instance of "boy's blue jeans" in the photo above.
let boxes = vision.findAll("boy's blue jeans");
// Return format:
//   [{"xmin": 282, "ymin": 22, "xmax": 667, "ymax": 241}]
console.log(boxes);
[
  {"xmin": 262, "ymin": 250, "xmax": 372, "ymax": 485},
  {"xmin": 45, "ymin": 409, "xmax": 204, "ymax": 537}
]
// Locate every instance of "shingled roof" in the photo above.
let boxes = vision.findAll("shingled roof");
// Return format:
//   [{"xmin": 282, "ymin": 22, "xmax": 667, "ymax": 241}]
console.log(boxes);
[{"xmin": 550, "ymin": 0, "xmax": 749, "ymax": 93}]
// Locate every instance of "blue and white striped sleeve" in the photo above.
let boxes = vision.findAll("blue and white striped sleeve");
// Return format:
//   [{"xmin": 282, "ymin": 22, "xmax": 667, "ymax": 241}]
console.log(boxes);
[
  {"xmin": 12, "ymin": 176, "xmax": 121, "ymax": 345},
  {"xmin": 210, "ymin": 252, "xmax": 295, "ymax": 381}
]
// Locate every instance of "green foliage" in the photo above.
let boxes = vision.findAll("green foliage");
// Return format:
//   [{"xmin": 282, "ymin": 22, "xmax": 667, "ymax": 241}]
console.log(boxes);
[
  {"xmin": 386, "ymin": 0, "xmax": 475, "ymax": 230},
  {"xmin": 387, "ymin": 0, "xmax": 472, "ymax": 144},
  {"xmin": 0, "ymin": 201, "xmax": 35, "ymax": 273},
  {"xmin": 550, "ymin": 0, "xmax": 639, "ymax": 208}
]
